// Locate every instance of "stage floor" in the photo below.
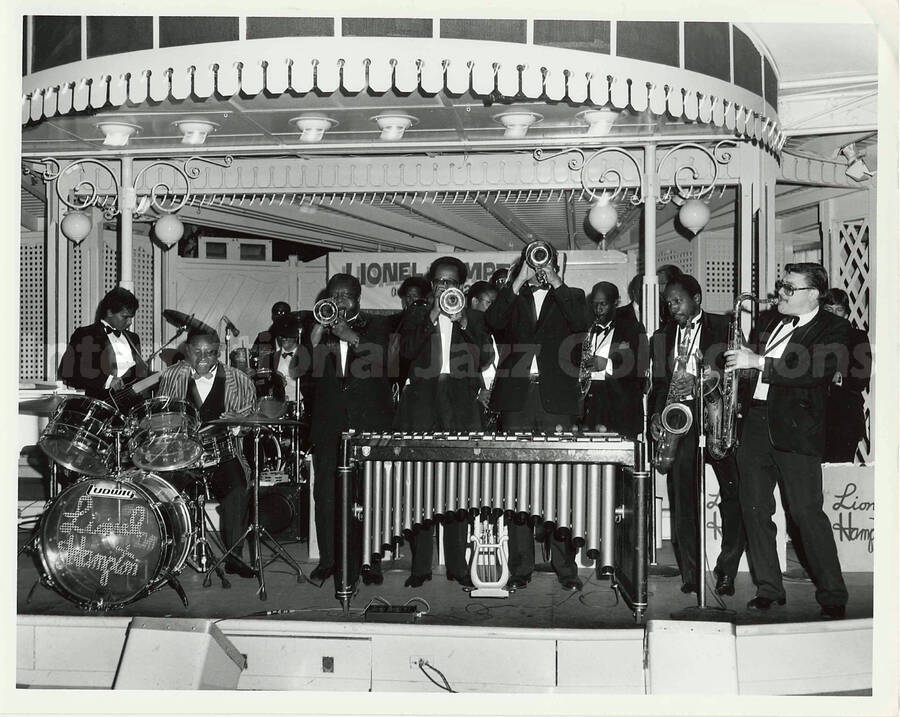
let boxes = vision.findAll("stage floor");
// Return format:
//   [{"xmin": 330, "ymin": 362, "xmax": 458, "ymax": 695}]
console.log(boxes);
[{"xmin": 16, "ymin": 528, "xmax": 873, "ymax": 629}]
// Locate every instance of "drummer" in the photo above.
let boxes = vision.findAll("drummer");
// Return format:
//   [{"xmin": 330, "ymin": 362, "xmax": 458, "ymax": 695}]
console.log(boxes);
[
  {"xmin": 250, "ymin": 301, "xmax": 292, "ymax": 366},
  {"xmin": 255, "ymin": 314, "xmax": 306, "ymax": 405},
  {"xmin": 157, "ymin": 326, "xmax": 257, "ymax": 579}
]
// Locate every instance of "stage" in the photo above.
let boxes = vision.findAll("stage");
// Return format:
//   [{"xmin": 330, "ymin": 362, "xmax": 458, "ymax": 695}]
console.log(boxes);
[{"xmin": 16, "ymin": 524, "xmax": 874, "ymax": 694}]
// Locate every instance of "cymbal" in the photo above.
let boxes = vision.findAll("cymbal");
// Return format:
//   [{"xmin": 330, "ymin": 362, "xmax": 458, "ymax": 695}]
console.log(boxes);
[
  {"xmin": 205, "ymin": 413, "xmax": 301, "ymax": 426},
  {"xmin": 162, "ymin": 310, "xmax": 214, "ymax": 334},
  {"xmin": 19, "ymin": 394, "xmax": 70, "ymax": 417}
]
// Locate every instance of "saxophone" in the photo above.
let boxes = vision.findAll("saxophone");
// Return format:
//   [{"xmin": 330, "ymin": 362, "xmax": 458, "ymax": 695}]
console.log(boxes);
[
  {"xmin": 652, "ymin": 328, "xmax": 695, "ymax": 473},
  {"xmin": 704, "ymin": 293, "xmax": 776, "ymax": 460}
]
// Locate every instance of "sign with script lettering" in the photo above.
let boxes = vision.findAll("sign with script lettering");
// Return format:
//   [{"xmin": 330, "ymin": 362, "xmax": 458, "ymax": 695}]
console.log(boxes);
[
  {"xmin": 822, "ymin": 464, "xmax": 874, "ymax": 572},
  {"xmin": 327, "ymin": 250, "xmax": 634, "ymax": 310}
]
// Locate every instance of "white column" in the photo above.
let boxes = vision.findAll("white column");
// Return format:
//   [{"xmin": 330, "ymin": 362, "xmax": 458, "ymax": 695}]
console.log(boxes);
[
  {"xmin": 643, "ymin": 143, "xmax": 659, "ymax": 333},
  {"xmin": 119, "ymin": 156, "xmax": 135, "ymax": 292}
]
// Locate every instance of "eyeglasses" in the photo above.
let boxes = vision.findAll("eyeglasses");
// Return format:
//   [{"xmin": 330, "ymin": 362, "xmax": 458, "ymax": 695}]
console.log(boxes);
[
  {"xmin": 775, "ymin": 280, "xmax": 817, "ymax": 298},
  {"xmin": 433, "ymin": 278, "xmax": 460, "ymax": 287}
]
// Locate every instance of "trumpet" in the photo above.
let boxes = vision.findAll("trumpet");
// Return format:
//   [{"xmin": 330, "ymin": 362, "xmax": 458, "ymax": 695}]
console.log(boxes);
[
  {"xmin": 438, "ymin": 286, "xmax": 466, "ymax": 315},
  {"xmin": 524, "ymin": 240, "xmax": 554, "ymax": 286},
  {"xmin": 313, "ymin": 298, "xmax": 345, "ymax": 327}
]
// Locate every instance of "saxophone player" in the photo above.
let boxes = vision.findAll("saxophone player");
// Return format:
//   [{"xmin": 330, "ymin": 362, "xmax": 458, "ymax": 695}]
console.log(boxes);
[{"xmin": 649, "ymin": 275, "xmax": 745, "ymax": 597}]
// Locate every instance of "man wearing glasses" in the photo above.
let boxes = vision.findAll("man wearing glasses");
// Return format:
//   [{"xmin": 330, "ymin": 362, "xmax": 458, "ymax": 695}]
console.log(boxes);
[
  {"xmin": 157, "ymin": 326, "xmax": 257, "ymax": 578},
  {"xmin": 725, "ymin": 262, "xmax": 850, "ymax": 620}
]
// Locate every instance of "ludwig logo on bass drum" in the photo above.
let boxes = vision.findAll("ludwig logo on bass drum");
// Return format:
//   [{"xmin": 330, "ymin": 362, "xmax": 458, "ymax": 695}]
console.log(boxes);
[{"xmin": 88, "ymin": 485, "xmax": 137, "ymax": 501}]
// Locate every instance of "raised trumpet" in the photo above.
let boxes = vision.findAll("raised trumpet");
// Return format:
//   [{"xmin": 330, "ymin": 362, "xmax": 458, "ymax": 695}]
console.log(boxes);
[
  {"xmin": 313, "ymin": 298, "xmax": 345, "ymax": 327},
  {"xmin": 438, "ymin": 286, "xmax": 466, "ymax": 315},
  {"xmin": 524, "ymin": 239, "xmax": 554, "ymax": 286}
]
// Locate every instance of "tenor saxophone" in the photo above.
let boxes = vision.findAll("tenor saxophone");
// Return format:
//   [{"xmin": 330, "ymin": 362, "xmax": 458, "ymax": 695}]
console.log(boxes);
[
  {"xmin": 704, "ymin": 293, "xmax": 776, "ymax": 460},
  {"xmin": 652, "ymin": 330, "xmax": 695, "ymax": 473}
]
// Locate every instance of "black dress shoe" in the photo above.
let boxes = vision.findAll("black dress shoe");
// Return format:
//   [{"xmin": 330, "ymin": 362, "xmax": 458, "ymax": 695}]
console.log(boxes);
[
  {"xmin": 747, "ymin": 595, "xmax": 786, "ymax": 611},
  {"xmin": 404, "ymin": 573, "xmax": 432, "ymax": 588},
  {"xmin": 559, "ymin": 576, "xmax": 583, "ymax": 592},
  {"xmin": 714, "ymin": 571, "xmax": 736, "ymax": 596},
  {"xmin": 361, "ymin": 568, "xmax": 383, "ymax": 586},
  {"xmin": 224, "ymin": 563, "xmax": 256, "ymax": 579},
  {"xmin": 820, "ymin": 604, "xmax": 846, "ymax": 620},
  {"xmin": 309, "ymin": 564, "xmax": 335, "ymax": 582},
  {"xmin": 505, "ymin": 576, "xmax": 529, "ymax": 591},
  {"xmin": 681, "ymin": 582, "xmax": 697, "ymax": 594}
]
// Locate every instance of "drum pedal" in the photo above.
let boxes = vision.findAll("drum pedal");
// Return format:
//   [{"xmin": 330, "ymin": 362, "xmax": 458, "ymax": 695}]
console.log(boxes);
[{"xmin": 363, "ymin": 604, "xmax": 418, "ymax": 623}]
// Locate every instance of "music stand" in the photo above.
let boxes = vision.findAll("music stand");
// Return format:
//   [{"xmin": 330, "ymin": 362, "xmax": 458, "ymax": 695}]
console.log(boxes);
[{"xmin": 203, "ymin": 414, "xmax": 306, "ymax": 600}]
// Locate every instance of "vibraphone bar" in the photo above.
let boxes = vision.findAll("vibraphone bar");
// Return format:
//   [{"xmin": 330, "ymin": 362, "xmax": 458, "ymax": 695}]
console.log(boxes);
[{"xmin": 338, "ymin": 432, "xmax": 650, "ymax": 622}]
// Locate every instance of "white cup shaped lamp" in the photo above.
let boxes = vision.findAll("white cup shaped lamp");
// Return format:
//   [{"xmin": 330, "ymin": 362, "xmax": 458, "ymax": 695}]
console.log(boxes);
[
  {"xmin": 678, "ymin": 199, "xmax": 711, "ymax": 235},
  {"xmin": 587, "ymin": 197, "xmax": 619, "ymax": 236},
  {"xmin": 154, "ymin": 213, "xmax": 184, "ymax": 248},
  {"xmin": 60, "ymin": 210, "xmax": 93, "ymax": 244}
]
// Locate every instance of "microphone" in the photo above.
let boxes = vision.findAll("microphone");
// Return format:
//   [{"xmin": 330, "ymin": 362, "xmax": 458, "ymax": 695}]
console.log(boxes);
[{"xmin": 223, "ymin": 315, "xmax": 240, "ymax": 337}]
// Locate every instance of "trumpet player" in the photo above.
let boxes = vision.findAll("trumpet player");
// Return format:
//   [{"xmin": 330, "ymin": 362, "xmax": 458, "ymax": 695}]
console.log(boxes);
[
  {"xmin": 485, "ymin": 242, "xmax": 589, "ymax": 592},
  {"xmin": 301, "ymin": 274, "xmax": 394, "ymax": 588},
  {"xmin": 394, "ymin": 257, "xmax": 492, "ymax": 589},
  {"xmin": 649, "ymin": 275, "xmax": 745, "ymax": 598}
]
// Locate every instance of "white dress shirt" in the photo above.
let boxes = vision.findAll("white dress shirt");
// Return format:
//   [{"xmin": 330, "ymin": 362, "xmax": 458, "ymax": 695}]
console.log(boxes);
[
  {"xmin": 676, "ymin": 312, "xmax": 703, "ymax": 377},
  {"xmin": 102, "ymin": 320, "xmax": 135, "ymax": 388},
  {"xmin": 589, "ymin": 323, "xmax": 615, "ymax": 381},
  {"xmin": 529, "ymin": 288, "xmax": 549, "ymax": 375},
  {"xmin": 753, "ymin": 307, "xmax": 818, "ymax": 401},
  {"xmin": 437, "ymin": 314, "xmax": 453, "ymax": 375},
  {"xmin": 192, "ymin": 364, "xmax": 218, "ymax": 403},
  {"xmin": 276, "ymin": 346, "xmax": 299, "ymax": 400}
]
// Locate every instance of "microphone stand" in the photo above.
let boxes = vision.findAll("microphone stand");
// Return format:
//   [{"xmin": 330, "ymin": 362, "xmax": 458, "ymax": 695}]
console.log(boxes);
[{"xmin": 671, "ymin": 353, "xmax": 736, "ymax": 622}]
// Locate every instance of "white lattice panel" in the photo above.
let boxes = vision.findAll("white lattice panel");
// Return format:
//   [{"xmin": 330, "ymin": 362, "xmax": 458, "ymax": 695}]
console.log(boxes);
[
  {"xmin": 19, "ymin": 234, "xmax": 45, "ymax": 381},
  {"xmin": 98, "ymin": 233, "xmax": 155, "ymax": 353},
  {"xmin": 701, "ymin": 234, "xmax": 735, "ymax": 314},
  {"xmin": 835, "ymin": 220, "xmax": 871, "ymax": 463},
  {"xmin": 68, "ymin": 241, "xmax": 87, "ymax": 328}
]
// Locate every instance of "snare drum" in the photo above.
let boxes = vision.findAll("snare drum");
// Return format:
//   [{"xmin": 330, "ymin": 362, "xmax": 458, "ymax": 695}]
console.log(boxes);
[
  {"xmin": 196, "ymin": 431, "xmax": 238, "ymax": 469},
  {"xmin": 251, "ymin": 369, "xmax": 287, "ymax": 419},
  {"xmin": 38, "ymin": 397, "xmax": 121, "ymax": 476},
  {"xmin": 129, "ymin": 397, "xmax": 203, "ymax": 472},
  {"xmin": 34, "ymin": 470, "xmax": 192, "ymax": 610}
]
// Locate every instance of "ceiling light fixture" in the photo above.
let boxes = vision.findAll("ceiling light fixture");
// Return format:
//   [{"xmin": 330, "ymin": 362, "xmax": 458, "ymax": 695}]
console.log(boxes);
[
  {"xmin": 839, "ymin": 143, "xmax": 874, "ymax": 182},
  {"xmin": 290, "ymin": 115, "xmax": 339, "ymax": 143},
  {"xmin": 576, "ymin": 109, "xmax": 620, "ymax": 136},
  {"xmin": 60, "ymin": 210, "xmax": 93, "ymax": 244},
  {"xmin": 173, "ymin": 119, "xmax": 219, "ymax": 146},
  {"xmin": 494, "ymin": 111, "xmax": 542, "ymax": 139},
  {"xmin": 96, "ymin": 122, "xmax": 141, "ymax": 147},
  {"xmin": 371, "ymin": 114, "xmax": 418, "ymax": 141}
]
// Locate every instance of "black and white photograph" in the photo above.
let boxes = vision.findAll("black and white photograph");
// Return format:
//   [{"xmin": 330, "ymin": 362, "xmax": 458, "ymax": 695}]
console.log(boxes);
[{"xmin": 5, "ymin": 0, "xmax": 898, "ymax": 714}]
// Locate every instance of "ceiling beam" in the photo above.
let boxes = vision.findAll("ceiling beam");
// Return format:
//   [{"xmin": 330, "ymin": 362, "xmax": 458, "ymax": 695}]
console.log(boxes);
[
  {"xmin": 475, "ymin": 196, "xmax": 536, "ymax": 245},
  {"xmin": 774, "ymin": 186, "xmax": 859, "ymax": 215},
  {"xmin": 316, "ymin": 200, "xmax": 496, "ymax": 253},
  {"xmin": 389, "ymin": 196, "xmax": 513, "ymax": 250}
]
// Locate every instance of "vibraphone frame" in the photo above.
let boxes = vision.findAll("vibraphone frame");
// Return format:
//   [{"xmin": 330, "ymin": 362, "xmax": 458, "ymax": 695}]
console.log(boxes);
[{"xmin": 337, "ymin": 432, "xmax": 650, "ymax": 623}]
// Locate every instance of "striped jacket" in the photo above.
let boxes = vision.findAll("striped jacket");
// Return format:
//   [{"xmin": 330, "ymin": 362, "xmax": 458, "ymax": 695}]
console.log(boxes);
[{"xmin": 157, "ymin": 361, "xmax": 256, "ymax": 415}]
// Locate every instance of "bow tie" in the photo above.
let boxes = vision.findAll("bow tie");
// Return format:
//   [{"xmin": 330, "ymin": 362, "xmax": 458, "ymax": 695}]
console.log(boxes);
[
  {"xmin": 780, "ymin": 315, "xmax": 800, "ymax": 327},
  {"xmin": 592, "ymin": 324, "xmax": 612, "ymax": 338},
  {"xmin": 104, "ymin": 325, "xmax": 122, "ymax": 338},
  {"xmin": 282, "ymin": 352, "xmax": 294, "ymax": 360}
]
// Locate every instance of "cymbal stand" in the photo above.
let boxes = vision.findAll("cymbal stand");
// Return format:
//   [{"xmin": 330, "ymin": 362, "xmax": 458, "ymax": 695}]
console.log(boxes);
[
  {"xmin": 204, "ymin": 425, "xmax": 306, "ymax": 600},
  {"xmin": 186, "ymin": 474, "xmax": 230, "ymax": 588}
]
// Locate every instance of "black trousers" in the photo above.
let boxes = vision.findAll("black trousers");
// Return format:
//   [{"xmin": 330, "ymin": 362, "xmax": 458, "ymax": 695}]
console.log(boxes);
[
  {"xmin": 500, "ymin": 380, "xmax": 579, "ymax": 581},
  {"xmin": 666, "ymin": 422, "xmax": 745, "ymax": 584},
  {"xmin": 400, "ymin": 376, "xmax": 478, "ymax": 578},
  {"xmin": 311, "ymin": 438, "xmax": 364, "ymax": 586},
  {"xmin": 166, "ymin": 457, "xmax": 249, "ymax": 564},
  {"xmin": 737, "ymin": 405, "xmax": 847, "ymax": 607}
]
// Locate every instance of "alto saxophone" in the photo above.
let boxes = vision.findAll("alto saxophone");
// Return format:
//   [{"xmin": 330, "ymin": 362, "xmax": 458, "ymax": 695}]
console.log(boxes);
[
  {"xmin": 704, "ymin": 293, "xmax": 776, "ymax": 460},
  {"xmin": 652, "ymin": 329, "xmax": 695, "ymax": 473}
]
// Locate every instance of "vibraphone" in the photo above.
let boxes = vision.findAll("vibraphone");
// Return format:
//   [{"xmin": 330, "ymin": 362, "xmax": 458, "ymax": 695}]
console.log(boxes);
[{"xmin": 337, "ymin": 431, "xmax": 650, "ymax": 622}]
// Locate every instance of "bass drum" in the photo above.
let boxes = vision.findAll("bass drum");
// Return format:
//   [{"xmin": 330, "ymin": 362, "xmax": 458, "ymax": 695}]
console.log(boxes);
[{"xmin": 35, "ymin": 471, "xmax": 192, "ymax": 610}]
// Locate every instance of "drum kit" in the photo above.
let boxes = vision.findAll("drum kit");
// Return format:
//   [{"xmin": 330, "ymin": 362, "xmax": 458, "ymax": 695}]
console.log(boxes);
[{"xmin": 20, "ymin": 310, "xmax": 310, "ymax": 611}]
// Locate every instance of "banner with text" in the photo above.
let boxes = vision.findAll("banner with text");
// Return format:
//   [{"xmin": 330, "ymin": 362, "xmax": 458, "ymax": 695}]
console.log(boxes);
[{"xmin": 327, "ymin": 250, "xmax": 635, "ymax": 310}]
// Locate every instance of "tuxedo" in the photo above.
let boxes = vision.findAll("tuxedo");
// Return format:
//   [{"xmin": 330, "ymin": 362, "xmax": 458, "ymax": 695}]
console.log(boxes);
[
  {"xmin": 649, "ymin": 311, "xmax": 745, "ymax": 586},
  {"xmin": 300, "ymin": 313, "xmax": 395, "ymax": 582},
  {"xmin": 58, "ymin": 321, "xmax": 147, "ymax": 400},
  {"xmin": 581, "ymin": 318, "xmax": 647, "ymax": 439},
  {"xmin": 394, "ymin": 305, "xmax": 491, "ymax": 579},
  {"xmin": 736, "ymin": 308, "xmax": 849, "ymax": 608},
  {"xmin": 824, "ymin": 324, "xmax": 871, "ymax": 463},
  {"xmin": 485, "ymin": 281, "xmax": 590, "ymax": 584}
]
